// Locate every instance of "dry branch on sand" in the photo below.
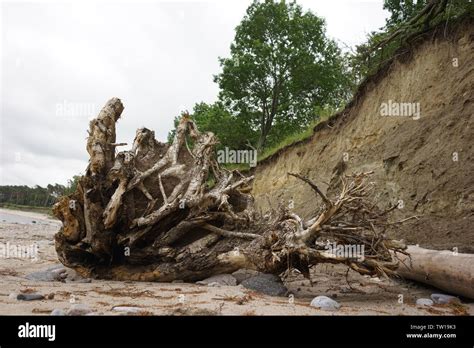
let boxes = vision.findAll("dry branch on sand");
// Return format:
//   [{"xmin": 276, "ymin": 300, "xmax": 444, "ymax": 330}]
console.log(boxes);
[{"xmin": 54, "ymin": 98, "xmax": 407, "ymax": 282}]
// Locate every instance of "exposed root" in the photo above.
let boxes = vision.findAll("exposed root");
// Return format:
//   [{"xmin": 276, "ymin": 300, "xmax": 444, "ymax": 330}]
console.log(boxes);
[{"xmin": 54, "ymin": 98, "xmax": 407, "ymax": 282}]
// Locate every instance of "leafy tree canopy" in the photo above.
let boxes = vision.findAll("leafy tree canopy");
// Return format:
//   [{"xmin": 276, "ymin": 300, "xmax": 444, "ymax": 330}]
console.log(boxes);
[{"xmin": 214, "ymin": 0, "xmax": 352, "ymax": 150}]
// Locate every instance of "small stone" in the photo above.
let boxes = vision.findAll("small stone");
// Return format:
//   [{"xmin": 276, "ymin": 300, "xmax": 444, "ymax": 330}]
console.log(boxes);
[
  {"xmin": 26, "ymin": 265, "xmax": 91, "ymax": 283},
  {"xmin": 67, "ymin": 304, "xmax": 93, "ymax": 316},
  {"xmin": 51, "ymin": 309, "xmax": 66, "ymax": 316},
  {"xmin": 47, "ymin": 293, "xmax": 55, "ymax": 300},
  {"xmin": 112, "ymin": 306, "xmax": 142, "ymax": 313},
  {"xmin": 416, "ymin": 298, "xmax": 434, "ymax": 306},
  {"xmin": 25, "ymin": 264, "xmax": 66, "ymax": 281},
  {"xmin": 241, "ymin": 274, "xmax": 287, "ymax": 296},
  {"xmin": 17, "ymin": 293, "xmax": 44, "ymax": 301},
  {"xmin": 51, "ymin": 268, "xmax": 68, "ymax": 278},
  {"xmin": 232, "ymin": 269, "xmax": 261, "ymax": 284},
  {"xmin": 310, "ymin": 296, "xmax": 341, "ymax": 311},
  {"xmin": 196, "ymin": 274, "xmax": 237, "ymax": 286},
  {"xmin": 431, "ymin": 293, "xmax": 460, "ymax": 304},
  {"xmin": 8, "ymin": 293, "xmax": 18, "ymax": 300},
  {"xmin": 65, "ymin": 278, "xmax": 91, "ymax": 283}
]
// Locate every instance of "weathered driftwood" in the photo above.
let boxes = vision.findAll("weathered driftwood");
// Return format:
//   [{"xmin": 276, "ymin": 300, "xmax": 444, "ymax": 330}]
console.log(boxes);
[
  {"xmin": 54, "ymin": 98, "xmax": 408, "ymax": 282},
  {"xmin": 396, "ymin": 245, "xmax": 474, "ymax": 299}
]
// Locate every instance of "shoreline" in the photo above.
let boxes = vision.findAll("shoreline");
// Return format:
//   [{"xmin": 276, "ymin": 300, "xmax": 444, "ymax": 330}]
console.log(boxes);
[
  {"xmin": 0, "ymin": 208, "xmax": 58, "ymax": 223},
  {"xmin": 0, "ymin": 204, "xmax": 53, "ymax": 217}
]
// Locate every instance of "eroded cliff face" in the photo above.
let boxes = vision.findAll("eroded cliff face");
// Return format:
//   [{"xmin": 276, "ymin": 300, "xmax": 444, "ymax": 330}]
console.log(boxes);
[{"xmin": 252, "ymin": 19, "xmax": 474, "ymax": 252}]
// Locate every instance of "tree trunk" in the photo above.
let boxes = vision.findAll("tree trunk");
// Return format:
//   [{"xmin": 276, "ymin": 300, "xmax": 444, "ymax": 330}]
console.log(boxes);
[
  {"xmin": 53, "ymin": 98, "xmax": 409, "ymax": 282},
  {"xmin": 396, "ymin": 245, "xmax": 474, "ymax": 299}
]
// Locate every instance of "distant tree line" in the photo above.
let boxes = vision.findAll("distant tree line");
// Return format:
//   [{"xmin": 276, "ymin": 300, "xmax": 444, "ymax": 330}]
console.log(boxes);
[{"xmin": 0, "ymin": 175, "xmax": 80, "ymax": 207}]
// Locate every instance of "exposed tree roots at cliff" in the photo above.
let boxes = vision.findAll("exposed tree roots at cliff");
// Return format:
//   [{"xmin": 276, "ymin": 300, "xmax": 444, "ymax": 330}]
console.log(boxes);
[{"xmin": 53, "ymin": 98, "xmax": 407, "ymax": 282}]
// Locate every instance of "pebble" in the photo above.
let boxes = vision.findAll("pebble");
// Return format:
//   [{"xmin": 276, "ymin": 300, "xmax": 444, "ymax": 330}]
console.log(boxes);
[
  {"xmin": 51, "ymin": 268, "xmax": 68, "ymax": 278},
  {"xmin": 25, "ymin": 265, "xmax": 66, "ymax": 281},
  {"xmin": 65, "ymin": 278, "xmax": 91, "ymax": 283},
  {"xmin": 26, "ymin": 264, "xmax": 90, "ymax": 283},
  {"xmin": 66, "ymin": 304, "xmax": 93, "ymax": 316},
  {"xmin": 240, "ymin": 274, "xmax": 287, "ymax": 296},
  {"xmin": 196, "ymin": 274, "xmax": 237, "ymax": 286},
  {"xmin": 112, "ymin": 306, "xmax": 142, "ymax": 313},
  {"xmin": 431, "ymin": 293, "xmax": 460, "ymax": 304},
  {"xmin": 310, "ymin": 296, "xmax": 341, "ymax": 311},
  {"xmin": 231, "ymin": 269, "xmax": 261, "ymax": 284},
  {"xmin": 8, "ymin": 293, "xmax": 18, "ymax": 300},
  {"xmin": 416, "ymin": 298, "xmax": 434, "ymax": 306},
  {"xmin": 17, "ymin": 293, "xmax": 45, "ymax": 301},
  {"xmin": 51, "ymin": 309, "xmax": 66, "ymax": 316}
]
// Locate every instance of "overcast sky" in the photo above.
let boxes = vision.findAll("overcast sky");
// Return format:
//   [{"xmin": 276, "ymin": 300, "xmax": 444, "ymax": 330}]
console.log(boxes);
[{"xmin": 0, "ymin": 0, "xmax": 389, "ymax": 187}]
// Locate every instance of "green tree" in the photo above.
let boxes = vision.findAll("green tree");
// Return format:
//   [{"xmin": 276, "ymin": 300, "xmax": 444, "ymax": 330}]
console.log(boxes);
[
  {"xmin": 192, "ymin": 102, "xmax": 258, "ymax": 150},
  {"xmin": 64, "ymin": 175, "xmax": 81, "ymax": 195},
  {"xmin": 168, "ymin": 102, "xmax": 258, "ymax": 151},
  {"xmin": 214, "ymin": 0, "xmax": 351, "ymax": 150},
  {"xmin": 349, "ymin": 0, "xmax": 469, "ymax": 82},
  {"xmin": 383, "ymin": 0, "xmax": 471, "ymax": 29},
  {"xmin": 383, "ymin": 0, "xmax": 429, "ymax": 28}
]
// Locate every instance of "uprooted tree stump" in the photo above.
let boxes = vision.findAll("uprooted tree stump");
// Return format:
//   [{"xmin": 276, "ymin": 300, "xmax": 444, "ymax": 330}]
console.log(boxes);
[{"xmin": 53, "ymin": 97, "xmax": 408, "ymax": 282}]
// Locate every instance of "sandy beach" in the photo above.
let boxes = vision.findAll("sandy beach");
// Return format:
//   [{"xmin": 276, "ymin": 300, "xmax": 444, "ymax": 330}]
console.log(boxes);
[{"xmin": 0, "ymin": 208, "xmax": 471, "ymax": 316}]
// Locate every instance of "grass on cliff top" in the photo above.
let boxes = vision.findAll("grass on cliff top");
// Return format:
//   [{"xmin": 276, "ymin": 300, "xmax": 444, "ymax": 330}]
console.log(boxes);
[
  {"xmin": 223, "ymin": 112, "xmax": 335, "ymax": 173},
  {"xmin": 258, "ymin": 107, "xmax": 338, "ymax": 163},
  {"xmin": 223, "ymin": 110, "xmax": 335, "ymax": 172}
]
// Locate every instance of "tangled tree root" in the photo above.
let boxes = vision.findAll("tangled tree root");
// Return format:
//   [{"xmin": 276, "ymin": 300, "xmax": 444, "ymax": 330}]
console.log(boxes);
[{"xmin": 54, "ymin": 98, "xmax": 407, "ymax": 282}]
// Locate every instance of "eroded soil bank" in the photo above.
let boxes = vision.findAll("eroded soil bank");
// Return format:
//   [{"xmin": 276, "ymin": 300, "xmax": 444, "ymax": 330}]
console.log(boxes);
[{"xmin": 252, "ymin": 19, "xmax": 474, "ymax": 252}]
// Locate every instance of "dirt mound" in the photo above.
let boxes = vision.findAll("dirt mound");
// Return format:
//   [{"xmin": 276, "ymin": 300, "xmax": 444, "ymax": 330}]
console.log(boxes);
[{"xmin": 252, "ymin": 18, "xmax": 474, "ymax": 252}]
